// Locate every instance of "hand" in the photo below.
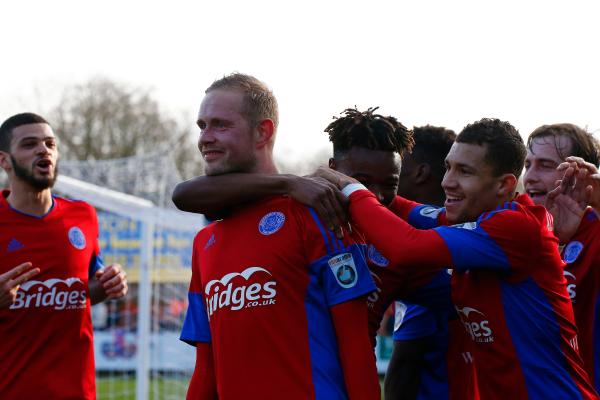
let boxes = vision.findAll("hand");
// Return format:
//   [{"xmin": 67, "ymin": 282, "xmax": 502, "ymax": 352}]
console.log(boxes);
[
  {"xmin": 0, "ymin": 262, "xmax": 40, "ymax": 309},
  {"xmin": 286, "ymin": 174, "xmax": 349, "ymax": 234},
  {"xmin": 95, "ymin": 264, "xmax": 128, "ymax": 299},
  {"xmin": 560, "ymin": 156, "xmax": 600, "ymax": 211},
  {"xmin": 546, "ymin": 164, "xmax": 589, "ymax": 243},
  {"xmin": 311, "ymin": 166, "xmax": 359, "ymax": 190}
]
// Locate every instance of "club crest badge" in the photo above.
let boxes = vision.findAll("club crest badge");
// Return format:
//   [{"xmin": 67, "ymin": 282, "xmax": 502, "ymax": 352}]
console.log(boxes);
[
  {"xmin": 563, "ymin": 241, "xmax": 584, "ymax": 264},
  {"xmin": 328, "ymin": 252, "xmax": 358, "ymax": 288},
  {"xmin": 259, "ymin": 212, "xmax": 285, "ymax": 236},
  {"xmin": 68, "ymin": 227, "xmax": 86, "ymax": 250},
  {"xmin": 367, "ymin": 245, "xmax": 389, "ymax": 267}
]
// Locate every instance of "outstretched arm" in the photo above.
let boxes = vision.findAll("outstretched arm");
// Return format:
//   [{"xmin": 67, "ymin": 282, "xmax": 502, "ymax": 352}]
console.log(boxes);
[
  {"xmin": 172, "ymin": 173, "xmax": 347, "ymax": 231},
  {"xmin": 331, "ymin": 298, "xmax": 381, "ymax": 400}
]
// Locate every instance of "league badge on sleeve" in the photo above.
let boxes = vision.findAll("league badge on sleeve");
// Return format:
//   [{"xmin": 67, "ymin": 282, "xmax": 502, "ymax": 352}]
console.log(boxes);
[
  {"xmin": 563, "ymin": 241, "xmax": 584, "ymax": 264},
  {"xmin": 259, "ymin": 212, "xmax": 285, "ymax": 236},
  {"xmin": 328, "ymin": 253, "xmax": 358, "ymax": 288},
  {"xmin": 68, "ymin": 226, "xmax": 86, "ymax": 250}
]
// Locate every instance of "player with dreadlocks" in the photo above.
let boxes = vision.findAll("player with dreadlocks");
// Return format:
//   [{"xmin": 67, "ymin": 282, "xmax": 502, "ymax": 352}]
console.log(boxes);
[{"xmin": 173, "ymin": 105, "xmax": 455, "ymax": 345}]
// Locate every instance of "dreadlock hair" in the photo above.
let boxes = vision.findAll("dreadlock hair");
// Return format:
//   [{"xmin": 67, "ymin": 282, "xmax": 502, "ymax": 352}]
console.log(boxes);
[
  {"xmin": 457, "ymin": 118, "xmax": 525, "ymax": 178},
  {"xmin": 325, "ymin": 107, "xmax": 414, "ymax": 160},
  {"xmin": 527, "ymin": 123, "xmax": 600, "ymax": 167},
  {"xmin": 0, "ymin": 112, "xmax": 49, "ymax": 152}
]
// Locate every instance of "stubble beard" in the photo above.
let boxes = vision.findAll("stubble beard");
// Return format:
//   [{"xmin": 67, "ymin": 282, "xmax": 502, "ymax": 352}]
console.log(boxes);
[{"xmin": 11, "ymin": 155, "xmax": 58, "ymax": 190}]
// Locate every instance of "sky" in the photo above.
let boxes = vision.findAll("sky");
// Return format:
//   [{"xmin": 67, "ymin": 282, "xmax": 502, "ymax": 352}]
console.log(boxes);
[{"xmin": 1, "ymin": 0, "xmax": 599, "ymax": 165}]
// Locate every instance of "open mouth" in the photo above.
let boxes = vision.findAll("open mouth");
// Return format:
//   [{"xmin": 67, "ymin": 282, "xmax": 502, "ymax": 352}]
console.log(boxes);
[
  {"xmin": 35, "ymin": 159, "xmax": 53, "ymax": 174},
  {"xmin": 526, "ymin": 190, "xmax": 547, "ymax": 202},
  {"xmin": 445, "ymin": 195, "xmax": 464, "ymax": 207}
]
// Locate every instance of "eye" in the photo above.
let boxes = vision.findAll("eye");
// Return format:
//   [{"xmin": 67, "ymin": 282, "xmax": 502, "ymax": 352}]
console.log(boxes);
[
  {"xmin": 197, "ymin": 121, "xmax": 206, "ymax": 130},
  {"xmin": 214, "ymin": 120, "xmax": 227, "ymax": 129}
]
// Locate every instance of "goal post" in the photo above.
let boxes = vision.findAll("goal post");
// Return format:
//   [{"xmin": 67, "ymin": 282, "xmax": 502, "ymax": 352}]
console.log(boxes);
[{"xmin": 55, "ymin": 175, "xmax": 205, "ymax": 400}]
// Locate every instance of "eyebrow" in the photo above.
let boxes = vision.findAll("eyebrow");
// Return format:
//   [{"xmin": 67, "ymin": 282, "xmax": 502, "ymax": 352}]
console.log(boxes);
[{"xmin": 17, "ymin": 135, "xmax": 55, "ymax": 142}]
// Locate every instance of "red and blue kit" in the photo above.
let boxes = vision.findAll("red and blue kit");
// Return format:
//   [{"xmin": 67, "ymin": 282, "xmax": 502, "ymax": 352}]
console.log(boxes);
[
  {"xmin": 180, "ymin": 196, "xmax": 375, "ymax": 400},
  {"xmin": 563, "ymin": 208, "xmax": 600, "ymax": 392},
  {"xmin": 0, "ymin": 191, "xmax": 102, "ymax": 400},
  {"xmin": 393, "ymin": 301, "xmax": 479, "ymax": 400},
  {"xmin": 348, "ymin": 190, "xmax": 598, "ymax": 399}
]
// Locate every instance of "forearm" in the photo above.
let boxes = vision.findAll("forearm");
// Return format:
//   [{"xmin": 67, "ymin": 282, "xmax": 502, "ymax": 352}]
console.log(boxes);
[
  {"xmin": 384, "ymin": 339, "xmax": 428, "ymax": 400},
  {"xmin": 187, "ymin": 343, "xmax": 217, "ymax": 400},
  {"xmin": 331, "ymin": 298, "xmax": 380, "ymax": 400},
  {"xmin": 349, "ymin": 190, "xmax": 451, "ymax": 269},
  {"xmin": 172, "ymin": 173, "xmax": 293, "ymax": 214}
]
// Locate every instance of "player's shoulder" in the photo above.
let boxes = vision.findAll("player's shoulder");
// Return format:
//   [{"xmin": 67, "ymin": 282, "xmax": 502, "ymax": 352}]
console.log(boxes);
[
  {"xmin": 193, "ymin": 221, "xmax": 218, "ymax": 247},
  {"xmin": 53, "ymin": 195, "xmax": 95, "ymax": 213},
  {"xmin": 479, "ymin": 196, "xmax": 546, "ymax": 228}
]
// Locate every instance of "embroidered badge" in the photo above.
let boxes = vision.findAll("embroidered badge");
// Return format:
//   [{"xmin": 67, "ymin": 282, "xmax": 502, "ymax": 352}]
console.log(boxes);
[
  {"xmin": 68, "ymin": 227, "xmax": 86, "ymax": 250},
  {"xmin": 563, "ymin": 241, "xmax": 583, "ymax": 264},
  {"xmin": 367, "ymin": 245, "xmax": 389, "ymax": 267},
  {"xmin": 259, "ymin": 212, "xmax": 285, "ymax": 236}
]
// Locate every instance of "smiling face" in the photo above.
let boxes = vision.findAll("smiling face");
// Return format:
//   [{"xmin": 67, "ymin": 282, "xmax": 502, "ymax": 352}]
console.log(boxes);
[
  {"xmin": 332, "ymin": 147, "xmax": 401, "ymax": 207},
  {"xmin": 523, "ymin": 135, "xmax": 572, "ymax": 206},
  {"xmin": 1, "ymin": 123, "xmax": 59, "ymax": 190},
  {"xmin": 442, "ymin": 142, "xmax": 508, "ymax": 224},
  {"xmin": 197, "ymin": 89, "xmax": 258, "ymax": 176}
]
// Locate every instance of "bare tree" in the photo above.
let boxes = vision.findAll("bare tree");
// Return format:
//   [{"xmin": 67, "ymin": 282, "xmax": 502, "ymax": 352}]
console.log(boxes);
[{"xmin": 49, "ymin": 77, "xmax": 203, "ymax": 178}]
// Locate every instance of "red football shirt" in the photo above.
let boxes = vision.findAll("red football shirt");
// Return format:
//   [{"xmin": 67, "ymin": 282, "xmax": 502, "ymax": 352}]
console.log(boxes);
[
  {"xmin": 563, "ymin": 208, "xmax": 600, "ymax": 392},
  {"xmin": 0, "ymin": 191, "xmax": 101, "ymax": 399},
  {"xmin": 181, "ymin": 196, "xmax": 375, "ymax": 400}
]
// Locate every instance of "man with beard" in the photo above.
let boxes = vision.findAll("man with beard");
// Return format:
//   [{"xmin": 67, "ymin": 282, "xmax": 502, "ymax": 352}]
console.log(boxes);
[
  {"xmin": 177, "ymin": 75, "xmax": 379, "ymax": 400},
  {"xmin": 0, "ymin": 112, "xmax": 128, "ymax": 399},
  {"xmin": 386, "ymin": 125, "xmax": 478, "ymax": 400},
  {"xmin": 317, "ymin": 118, "xmax": 597, "ymax": 399}
]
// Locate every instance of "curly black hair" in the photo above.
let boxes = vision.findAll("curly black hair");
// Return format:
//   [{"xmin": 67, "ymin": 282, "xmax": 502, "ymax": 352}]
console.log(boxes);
[
  {"xmin": 457, "ymin": 118, "xmax": 525, "ymax": 177},
  {"xmin": 325, "ymin": 107, "xmax": 414, "ymax": 158}
]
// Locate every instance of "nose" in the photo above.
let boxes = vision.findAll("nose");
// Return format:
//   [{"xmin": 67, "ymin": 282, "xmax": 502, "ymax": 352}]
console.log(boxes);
[
  {"xmin": 441, "ymin": 169, "xmax": 455, "ymax": 191},
  {"xmin": 198, "ymin": 129, "xmax": 215, "ymax": 151},
  {"xmin": 36, "ymin": 142, "xmax": 51, "ymax": 155},
  {"xmin": 523, "ymin": 165, "xmax": 538, "ymax": 186}
]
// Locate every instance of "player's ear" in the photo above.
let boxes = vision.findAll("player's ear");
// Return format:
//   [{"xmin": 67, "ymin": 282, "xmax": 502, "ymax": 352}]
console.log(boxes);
[
  {"xmin": 0, "ymin": 151, "xmax": 12, "ymax": 172},
  {"xmin": 255, "ymin": 119, "xmax": 275, "ymax": 149},
  {"xmin": 497, "ymin": 173, "xmax": 518, "ymax": 197},
  {"xmin": 328, "ymin": 157, "xmax": 336, "ymax": 169},
  {"xmin": 414, "ymin": 163, "xmax": 431, "ymax": 184}
]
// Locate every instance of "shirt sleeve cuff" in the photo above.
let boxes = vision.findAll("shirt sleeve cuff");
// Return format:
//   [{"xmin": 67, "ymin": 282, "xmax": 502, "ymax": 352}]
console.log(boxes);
[{"xmin": 341, "ymin": 183, "xmax": 368, "ymax": 198}]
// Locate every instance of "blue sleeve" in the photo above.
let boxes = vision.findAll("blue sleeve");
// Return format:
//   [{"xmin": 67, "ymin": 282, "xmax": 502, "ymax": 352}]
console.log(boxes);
[
  {"xmin": 407, "ymin": 205, "xmax": 446, "ymax": 229},
  {"xmin": 434, "ymin": 221, "xmax": 510, "ymax": 272},
  {"xmin": 309, "ymin": 243, "xmax": 376, "ymax": 307},
  {"xmin": 88, "ymin": 253, "xmax": 104, "ymax": 279},
  {"xmin": 393, "ymin": 301, "xmax": 437, "ymax": 340},
  {"xmin": 180, "ymin": 292, "xmax": 212, "ymax": 345}
]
